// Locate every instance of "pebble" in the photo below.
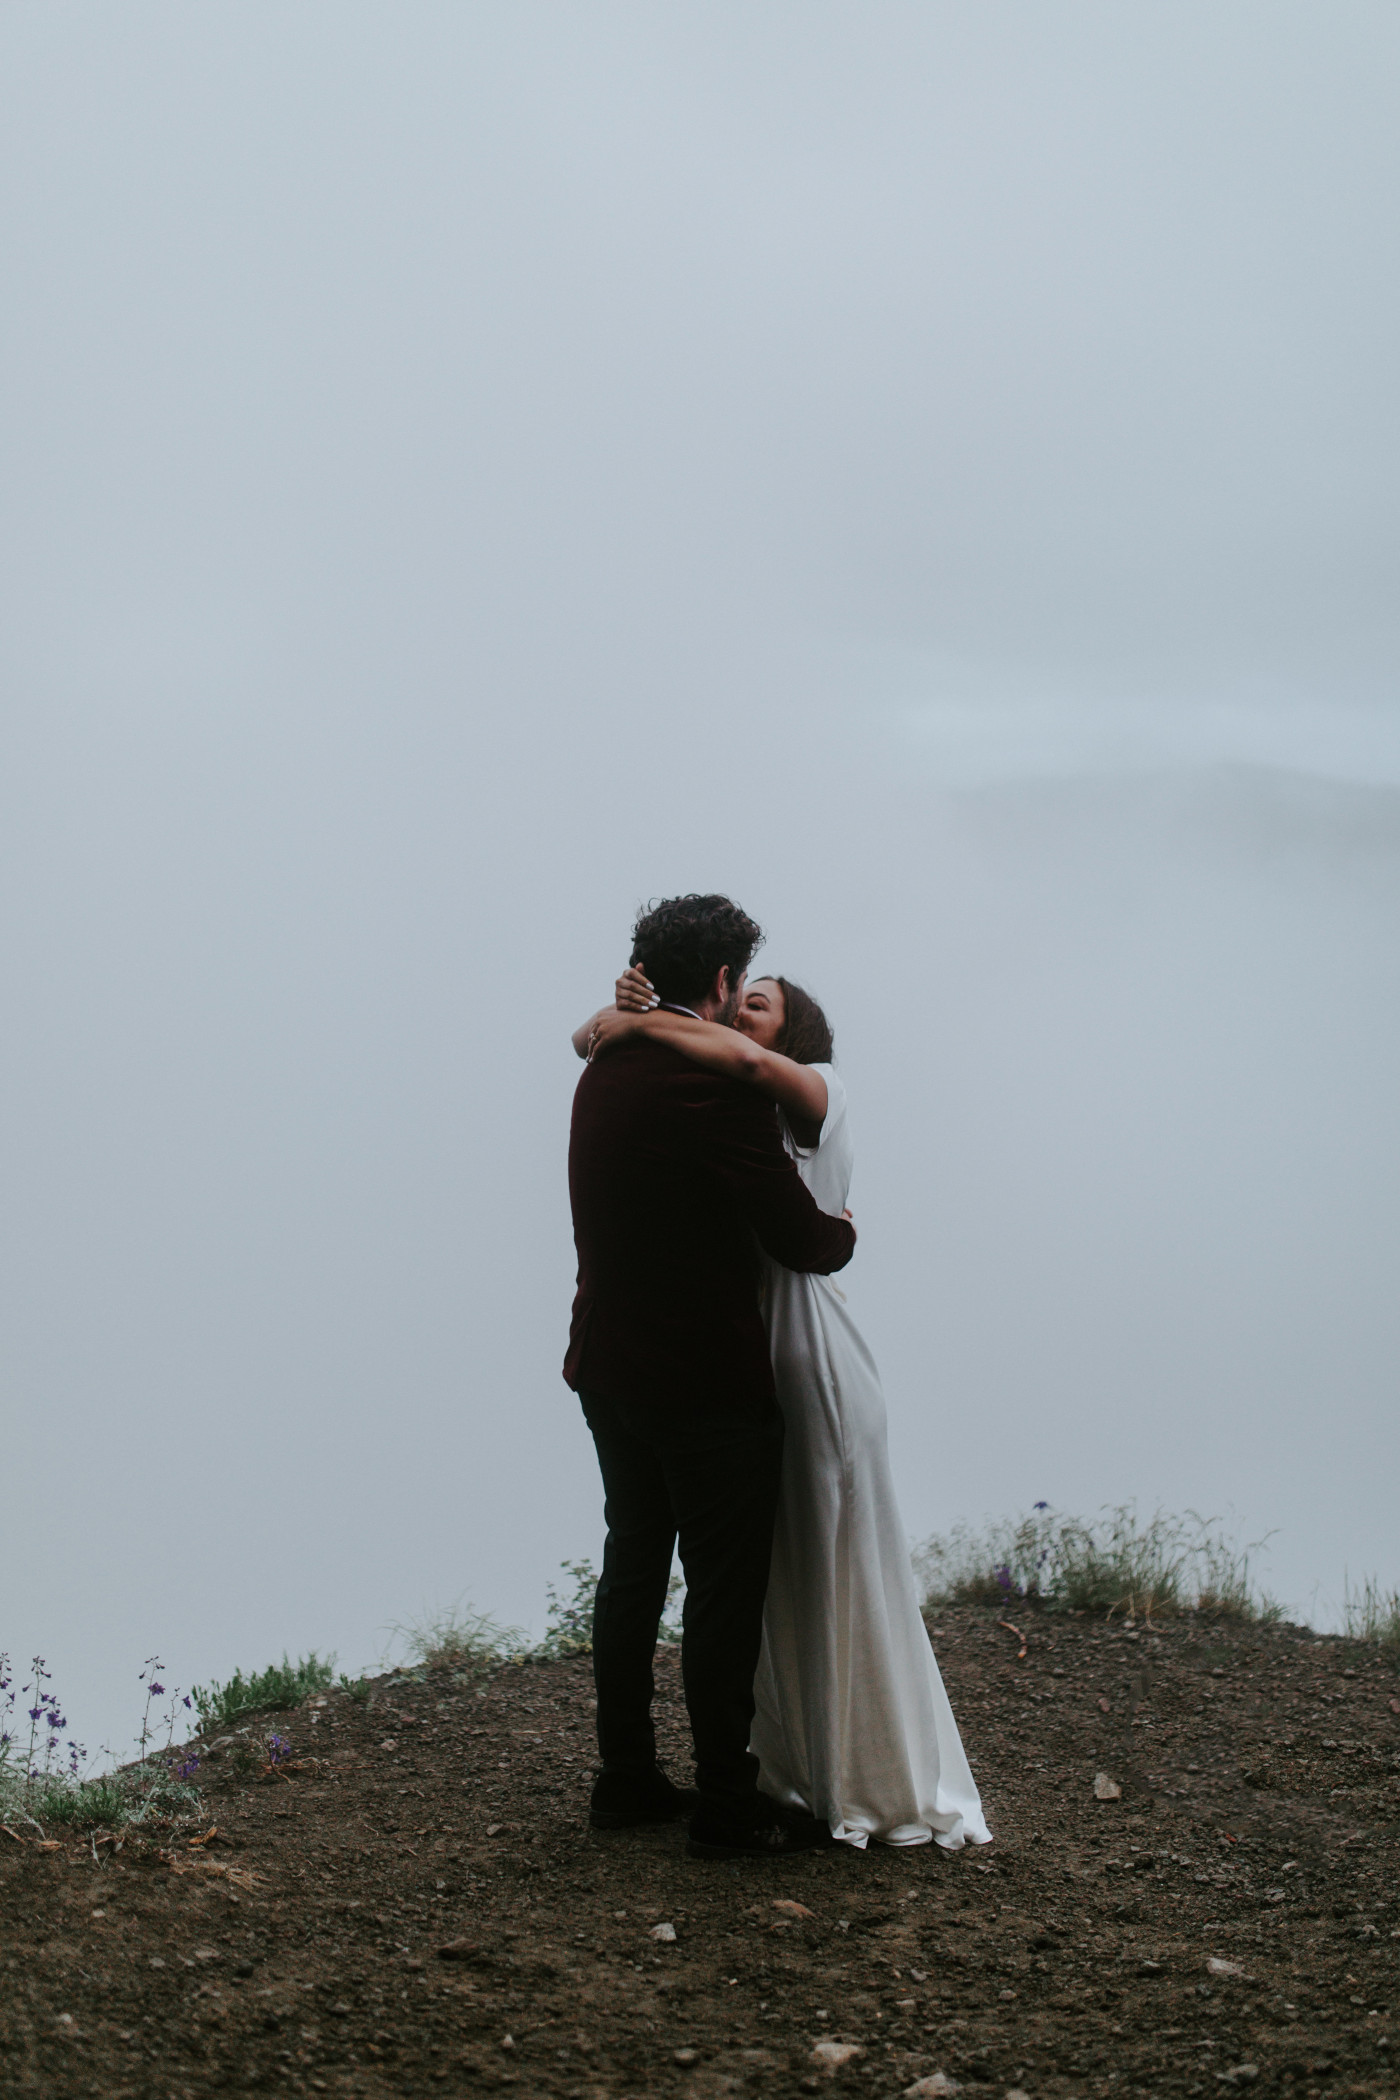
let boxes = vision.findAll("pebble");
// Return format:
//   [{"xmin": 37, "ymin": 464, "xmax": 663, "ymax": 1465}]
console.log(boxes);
[
  {"xmin": 904, "ymin": 2075, "xmax": 960, "ymax": 2098},
  {"xmin": 650, "ymin": 1921, "xmax": 677, "ymax": 1942},
  {"xmin": 1094, "ymin": 1772, "xmax": 1123, "ymax": 1800},
  {"xmin": 813, "ymin": 2040, "xmax": 865, "ymax": 2069}
]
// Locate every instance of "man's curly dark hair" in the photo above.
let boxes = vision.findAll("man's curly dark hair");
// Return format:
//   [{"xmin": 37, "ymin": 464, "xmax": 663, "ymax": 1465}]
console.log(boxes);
[{"xmin": 630, "ymin": 893, "xmax": 764, "ymax": 1010}]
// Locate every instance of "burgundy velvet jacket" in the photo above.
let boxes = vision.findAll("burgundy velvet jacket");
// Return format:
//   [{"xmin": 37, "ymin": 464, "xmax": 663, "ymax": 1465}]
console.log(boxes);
[{"xmin": 564, "ymin": 1035, "xmax": 856, "ymax": 1411}]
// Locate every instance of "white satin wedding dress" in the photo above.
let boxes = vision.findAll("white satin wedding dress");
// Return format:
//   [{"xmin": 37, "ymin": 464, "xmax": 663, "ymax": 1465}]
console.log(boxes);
[{"xmin": 751, "ymin": 1065, "xmax": 991, "ymax": 1850}]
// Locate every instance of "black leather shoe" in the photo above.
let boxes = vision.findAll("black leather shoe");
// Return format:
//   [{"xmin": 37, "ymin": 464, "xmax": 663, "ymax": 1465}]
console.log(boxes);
[
  {"xmin": 686, "ymin": 1802, "xmax": 831, "ymax": 1859},
  {"xmin": 589, "ymin": 1767, "xmax": 701, "ymax": 1830}
]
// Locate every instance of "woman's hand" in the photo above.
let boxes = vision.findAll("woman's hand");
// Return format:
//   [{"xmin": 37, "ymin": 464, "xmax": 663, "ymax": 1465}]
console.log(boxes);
[
  {"xmin": 615, "ymin": 964, "xmax": 658, "ymax": 1012},
  {"xmin": 586, "ymin": 1007, "xmax": 648, "ymax": 1061}
]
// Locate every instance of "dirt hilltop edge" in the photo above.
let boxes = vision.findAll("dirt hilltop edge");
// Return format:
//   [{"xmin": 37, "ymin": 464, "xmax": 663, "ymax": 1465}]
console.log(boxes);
[{"xmin": 3, "ymin": 1604, "xmax": 1398, "ymax": 2097}]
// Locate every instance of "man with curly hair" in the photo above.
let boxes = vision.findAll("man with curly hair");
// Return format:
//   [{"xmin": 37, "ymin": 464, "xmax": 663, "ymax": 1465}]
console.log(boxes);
[{"xmin": 565, "ymin": 893, "xmax": 856, "ymax": 1857}]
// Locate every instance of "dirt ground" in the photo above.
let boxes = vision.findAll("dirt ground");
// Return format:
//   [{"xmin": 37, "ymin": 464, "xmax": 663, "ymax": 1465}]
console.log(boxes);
[{"xmin": 3, "ymin": 1604, "xmax": 1399, "ymax": 2099}]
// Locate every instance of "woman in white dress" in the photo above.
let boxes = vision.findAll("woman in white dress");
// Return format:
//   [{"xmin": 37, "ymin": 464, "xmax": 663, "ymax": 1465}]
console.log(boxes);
[{"xmin": 581, "ymin": 968, "xmax": 991, "ymax": 1852}]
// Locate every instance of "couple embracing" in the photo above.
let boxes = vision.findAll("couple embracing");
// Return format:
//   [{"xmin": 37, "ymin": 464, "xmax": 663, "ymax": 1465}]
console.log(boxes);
[{"xmin": 565, "ymin": 893, "xmax": 990, "ymax": 1860}]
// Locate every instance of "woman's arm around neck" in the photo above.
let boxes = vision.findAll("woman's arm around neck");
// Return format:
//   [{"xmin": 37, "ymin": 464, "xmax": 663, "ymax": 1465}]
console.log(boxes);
[{"xmin": 587, "ymin": 1006, "xmax": 828, "ymax": 1135}]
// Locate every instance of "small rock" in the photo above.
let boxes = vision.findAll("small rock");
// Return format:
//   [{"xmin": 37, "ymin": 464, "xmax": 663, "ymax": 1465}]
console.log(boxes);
[
  {"xmin": 1093, "ymin": 1772, "xmax": 1122, "ymax": 1800},
  {"xmin": 674, "ymin": 2047, "xmax": 698, "ymax": 2065},
  {"xmin": 1139, "ymin": 1959, "xmax": 1163, "ymax": 1974},
  {"xmin": 501, "ymin": 2033, "xmax": 514, "ymax": 2050},
  {"xmin": 998, "ymin": 1987, "xmax": 1018, "ymax": 2000},
  {"xmin": 192, "ymin": 1946, "xmax": 221, "ymax": 1963},
  {"xmin": 909, "ymin": 1968, "xmax": 928, "ymax": 1982},
  {"xmin": 650, "ymin": 1922, "xmax": 677, "ymax": 1942},
  {"xmin": 905, "ymin": 2076, "xmax": 960, "ymax": 2098},
  {"xmin": 1006, "ymin": 2091, "xmax": 1032, "ymax": 2100},
  {"xmin": 148, "ymin": 1957, "xmax": 166, "ymax": 1969},
  {"xmin": 486, "ymin": 1823, "xmax": 502, "ymax": 1837},
  {"xmin": 437, "ymin": 1940, "xmax": 481, "ymax": 1962},
  {"xmin": 1215, "ymin": 2066, "xmax": 1259, "ymax": 2085},
  {"xmin": 377, "ymin": 1738, "xmax": 398, "ymax": 1752},
  {"xmin": 774, "ymin": 1898, "xmax": 815, "ymax": 1919},
  {"xmin": 1207, "ymin": 1957, "xmax": 1245, "ymax": 1978},
  {"xmin": 813, "ymin": 2040, "xmax": 865, "ymax": 2070},
  {"xmin": 404, "ymin": 1956, "xmax": 425, "ymax": 1972}
]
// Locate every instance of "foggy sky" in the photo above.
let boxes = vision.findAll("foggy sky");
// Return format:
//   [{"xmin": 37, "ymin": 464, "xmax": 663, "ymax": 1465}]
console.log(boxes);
[{"xmin": 2, "ymin": 3, "xmax": 1398, "ymax": 1761}]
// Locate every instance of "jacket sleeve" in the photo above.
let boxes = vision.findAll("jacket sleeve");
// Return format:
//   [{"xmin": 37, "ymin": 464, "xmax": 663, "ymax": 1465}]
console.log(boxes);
[{"xmin": 703, "ymin": 1084, "xmax": 856, "ymax": 1275}]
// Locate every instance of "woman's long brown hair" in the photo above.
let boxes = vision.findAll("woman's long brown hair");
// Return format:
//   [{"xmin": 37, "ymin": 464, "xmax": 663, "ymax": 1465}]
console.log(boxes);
[{"xmin": 758, "ymin": 976, "xmax": 834, "ymax": 1065}]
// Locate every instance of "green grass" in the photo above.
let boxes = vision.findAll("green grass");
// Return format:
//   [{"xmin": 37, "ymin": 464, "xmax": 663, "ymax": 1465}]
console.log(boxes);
[
  {"xmin": 914, "ymin": 1504, "xmax": 1281, "ymax": 1624},
  {"xmin": 28, "ymin": 1774, "xmax": 131, "ymax": 1828},
  {"xmin": 190, "ymin": 1652, "xmax": 336, "ymax": 1729}
]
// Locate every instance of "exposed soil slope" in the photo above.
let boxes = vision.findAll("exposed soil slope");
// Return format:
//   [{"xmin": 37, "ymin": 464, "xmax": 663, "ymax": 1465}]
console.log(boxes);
[{"xmin": 3, "ymin": 1605, "xmax": 1399, "ymax": 2098}]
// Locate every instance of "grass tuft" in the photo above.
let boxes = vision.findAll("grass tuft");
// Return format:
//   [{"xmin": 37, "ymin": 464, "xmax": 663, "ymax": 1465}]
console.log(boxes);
[
  {"xmin": 190, "ymin": 1653, "xmax": 336, "ymax": 1729},
  {"xmin": 0, "ymin": 1760, "xmax": 203, "ymax": 1835},
  {"xmin": 386, "ymin": 1561, "xmax": 686, "ymax": 1678},
  {"xmin": 385, "ymin": 1606, "xmax": 528, "ymax": 1680},
  {"xmin": 27, "ymin": 1774, "xmax": 130, "ymax": 1828},
  {"xmin": 1342, "ymin": 1574, "xmax": 1400, "ymax": 1649},
  {"xmin": 915, "ymin": 1504, "xmax": 1280, "ymax": 1624}
]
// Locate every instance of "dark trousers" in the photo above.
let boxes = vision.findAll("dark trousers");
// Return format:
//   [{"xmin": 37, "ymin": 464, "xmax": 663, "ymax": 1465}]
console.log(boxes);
[{"xmin": 578, "ymin": 1387, "xmax": 784, "ymax": 1810}]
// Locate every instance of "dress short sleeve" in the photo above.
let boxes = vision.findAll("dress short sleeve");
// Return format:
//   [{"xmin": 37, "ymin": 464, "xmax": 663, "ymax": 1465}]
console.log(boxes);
[{"xmin": 786, "ymin": 1062, "xmax": 845, "ymax": 1158}]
